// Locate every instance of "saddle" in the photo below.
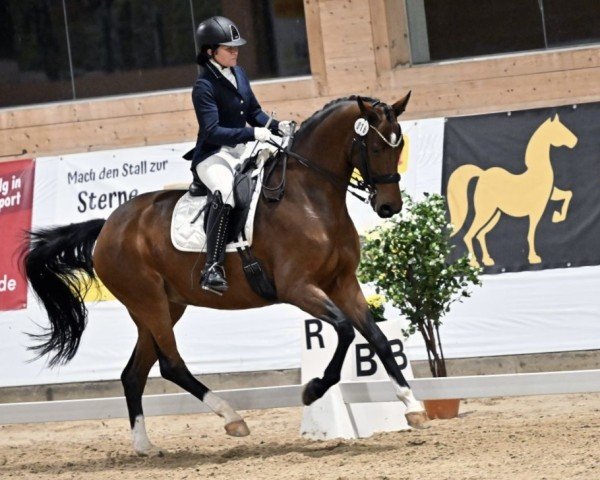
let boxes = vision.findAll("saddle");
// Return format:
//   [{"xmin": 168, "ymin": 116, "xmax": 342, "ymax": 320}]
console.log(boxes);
[{"xmin": 173, "ymin": 149, "xmax": 286, "ymax": 300}]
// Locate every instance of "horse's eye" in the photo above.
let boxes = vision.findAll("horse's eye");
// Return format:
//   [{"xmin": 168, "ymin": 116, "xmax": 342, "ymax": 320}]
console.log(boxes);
[{"xmin": 371, "ymin": 147, "xmax": 382, "ymax": 154}]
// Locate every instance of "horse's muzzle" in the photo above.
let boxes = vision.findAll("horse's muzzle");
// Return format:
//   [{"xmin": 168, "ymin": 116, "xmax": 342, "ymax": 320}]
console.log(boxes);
[
  {"xmin": 371, "ymin": 190, "xmax": 402, "ymax": 218},
  {"xmin": 377, "ymin": 203, "xmax": 400, "ymax": 218}
]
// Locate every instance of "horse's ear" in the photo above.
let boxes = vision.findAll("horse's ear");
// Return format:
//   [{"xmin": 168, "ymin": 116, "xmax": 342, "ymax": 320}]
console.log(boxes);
[
  {"xmin": 357, "ymin": 96, "xmax": 368, "ymax": 116},
  {"xmin": 392, "ymin": 91, "xmax": 412, "ymax": 117},
  {"xmin": 553, "ymin": 113, "xmax": 560, "ymax": 122},
  {"xmin": 357, "ymin": 97, "xmax": 378, "ymax": 123}
]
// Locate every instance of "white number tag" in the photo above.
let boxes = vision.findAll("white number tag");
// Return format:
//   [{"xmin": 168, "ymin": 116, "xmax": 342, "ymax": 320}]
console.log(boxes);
[{"xmin": 354, "ymin": 118, "xmax": 369, "ymax": 136}]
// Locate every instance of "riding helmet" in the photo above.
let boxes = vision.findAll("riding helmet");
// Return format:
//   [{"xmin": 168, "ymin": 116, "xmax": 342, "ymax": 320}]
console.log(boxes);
[{"xmin": 195, "ymin": 16, "xmax": 247, "ymax": 48}]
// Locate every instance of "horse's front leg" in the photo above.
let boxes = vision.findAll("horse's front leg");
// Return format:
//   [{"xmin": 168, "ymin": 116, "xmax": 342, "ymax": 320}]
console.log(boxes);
[
  {"xmin": 283, "ymin": 284, "xmax": 356, "ymax": 405},
  {"xmin": 329, "ymin": 277, "xmax": 428, "ymax": 428},
  {"xmin": 527, "ymin": 210, "xmax": 544, "ymax": 264},
  {"xmin": 551, "ymin": 187, "xmax": 572, "ymax": 223}
]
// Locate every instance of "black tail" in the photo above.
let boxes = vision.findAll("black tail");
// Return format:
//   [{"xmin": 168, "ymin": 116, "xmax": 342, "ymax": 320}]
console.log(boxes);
[{"xmin": 23, "ymin": 219, "xmax": 106, "ymax": 366}]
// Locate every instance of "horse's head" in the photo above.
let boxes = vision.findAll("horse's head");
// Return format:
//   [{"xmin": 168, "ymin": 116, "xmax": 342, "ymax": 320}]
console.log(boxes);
[
  {"xmin": 547, "ymin": 113, "xmax": 578, "ymax": 149},
  {"xmin": 352, "ymin": 93, "xmax": 411, "ymax": 218}
]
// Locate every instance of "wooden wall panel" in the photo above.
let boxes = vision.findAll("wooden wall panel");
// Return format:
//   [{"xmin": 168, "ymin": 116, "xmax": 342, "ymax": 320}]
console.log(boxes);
[
  {"xmin": 1, "ymin": 0, "xmax": 599, "ymax": 161},
  {"xmin": 382, "ymin": 65, "xmax": 600, "ymax": 119}
]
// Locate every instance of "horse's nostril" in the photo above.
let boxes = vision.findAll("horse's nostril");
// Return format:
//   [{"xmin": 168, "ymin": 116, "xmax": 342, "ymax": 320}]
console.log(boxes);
[{"xmin": 378, "ymin": 204, "xmax": 393, "ymax": 218}]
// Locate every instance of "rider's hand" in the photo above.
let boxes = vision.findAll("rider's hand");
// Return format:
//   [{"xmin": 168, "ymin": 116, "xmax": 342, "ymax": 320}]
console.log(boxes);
[
  {"xmin": 254, "ymin": 127, "xmax": 272, "ymax": 142},
  {"xmin": 278, "ymin": 120, "xmax": 294, "ymax": 136}
]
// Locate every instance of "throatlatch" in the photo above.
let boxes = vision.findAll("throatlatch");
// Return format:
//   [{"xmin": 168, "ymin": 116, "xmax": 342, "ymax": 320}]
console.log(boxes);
[{"xmin": 201, "ymin": 191, "xmax": 232, "ymax": 294}]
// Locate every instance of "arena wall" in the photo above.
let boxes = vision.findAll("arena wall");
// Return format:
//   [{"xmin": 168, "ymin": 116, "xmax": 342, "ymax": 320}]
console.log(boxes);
[{"xmin": 1, "ymin": 0, "xmax": 599, "ymax": 160}]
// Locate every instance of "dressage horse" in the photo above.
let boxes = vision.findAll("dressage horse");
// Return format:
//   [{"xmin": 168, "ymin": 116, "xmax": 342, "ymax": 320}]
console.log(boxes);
[{"xmin": 24, "ymin": 93, "xmax": 427, "ymax": 456}]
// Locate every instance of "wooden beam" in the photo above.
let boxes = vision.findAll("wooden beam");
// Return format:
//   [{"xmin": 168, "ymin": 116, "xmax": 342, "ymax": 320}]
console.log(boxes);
[
  {"xmin": 0, "ymin": 78, "xmax": 317, "ymax": 131},
  {"xmin": 392, "ymin": 46, "xmax": 600, "ymax": 87},
  {"xmin": 369, "ymin": 0, "xmax": 411, "ymax": 75},
  {"xmin": 303, "ymin": 0, "xmax": 328, "ymax": 95}
]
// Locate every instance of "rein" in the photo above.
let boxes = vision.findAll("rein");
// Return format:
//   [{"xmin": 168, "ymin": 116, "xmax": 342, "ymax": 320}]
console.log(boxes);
[
  {"xmin": 266, "ymin": 138, "xmax": 370, "ymax": 202},
  {"xmin": 266, "ymin": 115, "xmax": 402, "ymax": 204}
]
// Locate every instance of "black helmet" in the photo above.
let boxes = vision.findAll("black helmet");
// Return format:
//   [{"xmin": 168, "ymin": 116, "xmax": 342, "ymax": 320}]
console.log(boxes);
[{"xmin": 196, "ymin": 16, "xmax": 247, "ymax": 48}]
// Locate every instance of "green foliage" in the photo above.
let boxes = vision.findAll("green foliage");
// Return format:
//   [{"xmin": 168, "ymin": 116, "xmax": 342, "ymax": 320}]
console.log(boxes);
[{"xmin": 359, "ymin": 192, "xmax": 481, "ymax": 376}]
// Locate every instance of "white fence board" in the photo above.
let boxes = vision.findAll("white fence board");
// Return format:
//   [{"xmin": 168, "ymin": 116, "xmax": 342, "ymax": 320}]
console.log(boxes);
[
  {"xmin": 0, "ymin": 385, "xmax": 303, "ymax": 425},
  {"xmin": 2, "ymin": 370, "xmax": 600, "ymax": 425},
  {"xmin": 341, "ymin": 369, "xmax": 600, "ymax": 402}
]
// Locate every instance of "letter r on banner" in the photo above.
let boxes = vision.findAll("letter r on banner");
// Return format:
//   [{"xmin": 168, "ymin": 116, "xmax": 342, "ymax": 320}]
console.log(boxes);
[{"xmin": 305, "ymin": 319, "xmax": 325, "ymax": 350}]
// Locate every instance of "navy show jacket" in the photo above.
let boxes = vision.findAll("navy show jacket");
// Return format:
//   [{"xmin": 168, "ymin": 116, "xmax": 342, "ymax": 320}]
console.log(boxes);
[{"xmin": 189, "ymin": 61, "xmax": 279, "ymax": 169}]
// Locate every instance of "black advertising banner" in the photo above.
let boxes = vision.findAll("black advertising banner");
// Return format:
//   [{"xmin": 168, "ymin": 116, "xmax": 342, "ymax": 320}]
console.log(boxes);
[{"xmin": 442, "ymin": 102, "xmax": 600, "ymax": 274}]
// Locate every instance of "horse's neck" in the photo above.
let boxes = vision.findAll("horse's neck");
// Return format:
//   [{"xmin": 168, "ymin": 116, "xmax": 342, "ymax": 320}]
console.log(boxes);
[
  {"xmin": 524, "ymin": 124, "xmax": 552, "ymax": 172},
  {"xmin": 291, "ymin": 110, "xmax": 354, "ymax": 211}
]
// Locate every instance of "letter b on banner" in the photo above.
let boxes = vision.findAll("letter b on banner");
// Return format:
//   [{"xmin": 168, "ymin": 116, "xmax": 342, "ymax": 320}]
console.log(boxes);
[{"xmin": 355, "ymin": 339, "xmax": 407, "ymax": 376}]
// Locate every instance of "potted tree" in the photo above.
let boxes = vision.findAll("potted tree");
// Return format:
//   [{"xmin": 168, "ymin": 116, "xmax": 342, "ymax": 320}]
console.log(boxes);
[{"xmin": 359, "ymin": 192, "xmax": 481, "ymax": 418}]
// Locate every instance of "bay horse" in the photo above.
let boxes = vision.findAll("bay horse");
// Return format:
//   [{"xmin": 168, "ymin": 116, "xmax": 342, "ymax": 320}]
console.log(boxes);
[
  {"xmin": 448, "ymin": 114, "xmax": 578, "ymax": 267},
  {"xmin": 23, "ymin": 93, "xmax": 427, "ymax": 456}
]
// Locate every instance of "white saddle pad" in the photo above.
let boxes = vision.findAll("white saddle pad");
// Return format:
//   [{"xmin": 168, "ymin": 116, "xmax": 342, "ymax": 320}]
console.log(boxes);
[{"xmin": 170, "ymin": 148, "xmax": 271, "ymax": 253}]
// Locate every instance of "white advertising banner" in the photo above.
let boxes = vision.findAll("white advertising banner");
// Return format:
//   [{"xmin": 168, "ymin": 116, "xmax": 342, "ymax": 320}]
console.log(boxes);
[
  {"xmin": 32, "ymin": 144, "xmax": 194, "ymax": 227},
  {"xmin": 1, "ymin": 114, "xmax": 599, "ymax": 389},
  {"xmin": 0, "ymin": 142, "xmax": 306, "ymax": 388}
]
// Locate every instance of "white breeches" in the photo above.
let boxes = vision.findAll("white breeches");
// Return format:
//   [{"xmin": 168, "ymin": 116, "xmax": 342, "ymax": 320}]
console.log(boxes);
[{"xmin": 195, "ymin": 144, "xmax": 246, "ymax": 208}]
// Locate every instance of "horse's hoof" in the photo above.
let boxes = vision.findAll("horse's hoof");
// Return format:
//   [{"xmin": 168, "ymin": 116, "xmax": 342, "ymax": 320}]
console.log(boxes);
[
  {"xmin": 302, "ymin": 378, "xmax": 322, "ymax": 406},
  {"xmin": 135, "ymin": 445, "xmax": 165, "ymax": 457},
  {"xmin": 225, "ymin": 419, "xmax": 250, "ymax": 437},
  {"xmin": 482, "ymin": 257, "xmax": 495, "ymax": 266},
  {"xmin": 405, "ymin": 411, "xmax": 429, "ymax": 429}
]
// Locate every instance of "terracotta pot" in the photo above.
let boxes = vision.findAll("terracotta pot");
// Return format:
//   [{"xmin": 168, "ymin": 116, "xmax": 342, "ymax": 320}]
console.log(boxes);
[{"xmin": 423, "ymin": 398, "xmax": 461, "ymax": 419}]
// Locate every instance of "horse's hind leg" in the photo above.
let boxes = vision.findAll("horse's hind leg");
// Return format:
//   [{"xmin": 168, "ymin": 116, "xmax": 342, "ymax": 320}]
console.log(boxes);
[
  {"xmin": 476, "ymin": 210, "xmax": 501, "ymax": 266},
  {"xmin": 154, "ymin": 335, "xmax": 250, "ymax": 439},
  {"xmin": 463, "ymin": 200, "xmax": 497, "ymax": 267},
  {"xmin": 143, "ymin": 303, "xmax": 250, "ymax": 437},
  {"xmin": 121, "ymin": 302, "xmax": 186, "ymax": 457},
  {"xmin": 123, "ymin": 299, "xmax": 248, "ymax": 456}
]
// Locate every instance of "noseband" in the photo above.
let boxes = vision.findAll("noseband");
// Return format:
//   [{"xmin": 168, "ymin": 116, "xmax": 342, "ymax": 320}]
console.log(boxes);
[{"xmin": 351, "ymin": 125, "xmax": 403, "ymax": 195}]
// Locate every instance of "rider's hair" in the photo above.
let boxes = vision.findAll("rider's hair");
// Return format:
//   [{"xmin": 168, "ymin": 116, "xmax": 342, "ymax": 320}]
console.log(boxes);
[{"xmin": 197, "ymin": 44, "xmax": 219, "ymax": 65}]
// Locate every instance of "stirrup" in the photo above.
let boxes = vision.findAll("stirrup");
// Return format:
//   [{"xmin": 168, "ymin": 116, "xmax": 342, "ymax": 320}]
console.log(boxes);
[{"xmin": 201, "ymin": 264, "xmax": 228, "ymax": 295}]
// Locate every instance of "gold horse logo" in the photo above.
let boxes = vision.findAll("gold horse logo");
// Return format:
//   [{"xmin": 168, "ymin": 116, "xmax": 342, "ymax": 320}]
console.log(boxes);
[{"xmin": 447, "ymin": 114, "xmax": 578, "ymax": 267}]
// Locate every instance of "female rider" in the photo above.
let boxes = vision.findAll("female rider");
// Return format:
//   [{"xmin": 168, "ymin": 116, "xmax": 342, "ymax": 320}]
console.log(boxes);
[{"xmin": 189, "ymin": 16, "xmax": 292, "ymax": 294}]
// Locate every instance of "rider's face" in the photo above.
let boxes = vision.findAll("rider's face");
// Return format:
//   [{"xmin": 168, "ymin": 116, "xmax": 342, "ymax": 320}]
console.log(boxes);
[{"xmin": 212, "ymin": 45, "xmax": 239, "ymax": 68}]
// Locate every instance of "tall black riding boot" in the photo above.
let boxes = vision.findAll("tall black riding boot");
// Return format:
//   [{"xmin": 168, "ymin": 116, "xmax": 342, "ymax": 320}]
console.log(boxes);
[{"xmin": 200, "ymin": 191, "xmax": 232, "ymax": 294}]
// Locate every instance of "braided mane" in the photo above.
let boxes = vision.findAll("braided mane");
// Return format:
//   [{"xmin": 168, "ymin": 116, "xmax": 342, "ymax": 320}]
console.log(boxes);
[{"xmin": 296, "ymin": 95, "xmax": 381, "ymax": 137}]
